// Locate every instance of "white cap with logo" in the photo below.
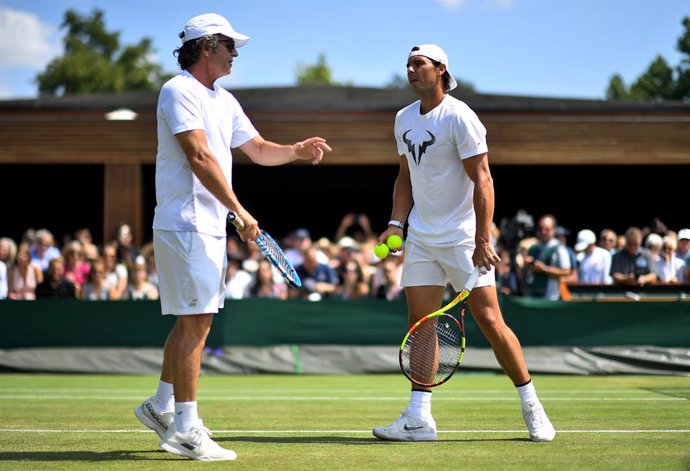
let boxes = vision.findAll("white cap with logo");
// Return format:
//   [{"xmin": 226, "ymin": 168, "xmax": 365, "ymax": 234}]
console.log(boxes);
[
  {"xmin": 409, "ymin": 44, "xmax": 458, "ymax": 91},
  {"xmin": 574, "ymin": 229, "xmax": 596, "ymax": 252},
  {"xmin": 179, "ymin": 13, "xmax": 249, "ymax": 47}
]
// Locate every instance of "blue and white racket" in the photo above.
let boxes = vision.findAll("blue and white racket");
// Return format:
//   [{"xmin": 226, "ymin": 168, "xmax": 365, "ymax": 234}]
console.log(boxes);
[{"xmin": 227, "ymin": 212, "xmax": 302, "ymax": 288}]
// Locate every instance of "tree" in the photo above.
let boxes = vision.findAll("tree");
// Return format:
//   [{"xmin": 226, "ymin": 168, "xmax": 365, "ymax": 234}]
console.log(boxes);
[
  {"xmin": 605, "ymin": 74, "xmax": 628, "ymax": 100},
  {"xmin": 629, "ymin": 56, "xmax": 675, "ymax": 100},
  {"xmin": 296, "ymin": 53, "xmax": 334, "ymax": 85},
  {"xmin": 35, "ymin": 9, "xmax": 171, "ymax": 96},
  {"xmin": 606, "ymin": 16, "xmax": 689, "ymax": 101},
  {"xmin": 674, "ymin": 16, "xmax": 690, "ymax": 99}
]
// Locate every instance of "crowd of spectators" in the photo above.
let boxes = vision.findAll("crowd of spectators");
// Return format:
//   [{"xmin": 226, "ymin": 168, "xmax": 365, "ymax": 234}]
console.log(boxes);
[
  {"xmin": 1, "ymin": 212, "xmax": 688, "ymax": 303},
  {"xmin": 0, "ymin": 223, "xmax": 159, "ymax": 302},
  {"xmin": 495, "ymin": 212, "xmax": 690, "ymax": 300}
]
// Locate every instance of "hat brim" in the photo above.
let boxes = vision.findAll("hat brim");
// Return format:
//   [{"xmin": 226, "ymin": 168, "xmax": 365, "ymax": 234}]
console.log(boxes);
[
  {"xmin": 447, "ymin": 73, "xmax": 457, "ymax": 91},
  {"xmin": 574, "ymin": 242, "xmax": 590, "ymax": 251}
]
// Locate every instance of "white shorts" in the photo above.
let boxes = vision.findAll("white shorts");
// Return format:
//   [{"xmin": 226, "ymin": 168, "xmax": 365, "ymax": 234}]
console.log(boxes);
[
  {"xmin": 153, "ymin": 230, "xmax": 227, "ymax": 315},
  {"xmin": 401, "ymin": 239, "xmax": 496, "ymax": 292}
]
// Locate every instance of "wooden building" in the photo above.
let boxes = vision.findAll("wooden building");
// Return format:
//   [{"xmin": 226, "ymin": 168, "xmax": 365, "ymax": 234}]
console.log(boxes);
[{"xmin": 1, "ymin": 86, "xmax": 689, "ymax": 246}]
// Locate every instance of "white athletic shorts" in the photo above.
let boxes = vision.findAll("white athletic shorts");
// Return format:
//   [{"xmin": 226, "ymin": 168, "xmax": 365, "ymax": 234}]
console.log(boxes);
[
  {"xmin": 153, "ymin": 229, "xmax": 227, "ymax": 315},
  {"xmin": 400, "ymin": 238, "xmax": 496, "ymax": 292}
]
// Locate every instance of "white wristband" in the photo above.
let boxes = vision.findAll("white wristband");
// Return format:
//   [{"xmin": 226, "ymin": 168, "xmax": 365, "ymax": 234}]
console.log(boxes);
[{"xmin": 388, "ymin": 220, "xmax": 404, "ymax": 229}]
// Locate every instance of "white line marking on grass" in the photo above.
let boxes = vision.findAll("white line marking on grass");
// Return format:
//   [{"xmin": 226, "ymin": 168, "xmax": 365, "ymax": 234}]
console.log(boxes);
[
  {"xmin": 0, "ymin": 395, "xmax": 686, "ymax": 401},
  {"xmin": 1, "ymin": 429, "xmax": 689, "ymax": 434}
]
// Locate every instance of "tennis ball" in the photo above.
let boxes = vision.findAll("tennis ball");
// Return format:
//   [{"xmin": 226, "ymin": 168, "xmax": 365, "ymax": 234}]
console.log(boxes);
[
  {"xmin": 374, "ymin": 243, "xmax": 390, "ymax": 259},
  {"xmin": 387, "ymin": 234, "xmax": 403, "ymax": 250}
]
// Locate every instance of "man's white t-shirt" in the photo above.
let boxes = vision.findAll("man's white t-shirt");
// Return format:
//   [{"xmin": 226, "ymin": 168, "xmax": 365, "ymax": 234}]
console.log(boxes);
[
  {"xmin": 153, "ymin": 71, "xmax": 259, "ymax": 236},
  {"xmin": 394, "ymin": 95, "xmax": 488, "ymax": 245},
  {"xmin": 577, "ymin": 246, "xmax": 613, "ymax": 284}
]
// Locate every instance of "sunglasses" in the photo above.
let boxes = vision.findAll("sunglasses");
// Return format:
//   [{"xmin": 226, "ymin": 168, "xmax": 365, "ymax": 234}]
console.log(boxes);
[{"xmin": 217, "ymin": 39, "xmax": 235, "ymax": 52}]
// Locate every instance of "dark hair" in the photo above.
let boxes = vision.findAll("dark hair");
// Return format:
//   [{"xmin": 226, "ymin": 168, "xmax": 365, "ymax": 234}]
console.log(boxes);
[
  {"xmin": 429, "ymin": 58, "xmax": 452, "ymax": 92},
  {"xmin": 174, "ymin": 35, "xmax": 221, "ymax": 70}
]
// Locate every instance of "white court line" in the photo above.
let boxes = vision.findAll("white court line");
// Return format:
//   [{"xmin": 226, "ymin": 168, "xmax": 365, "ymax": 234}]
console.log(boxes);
[
  {"xmin": 0, "ymin": 429, "xmax": 689, "ymax": 434},
  {"xmin": 0, "ymin": 395, "xmax": 686, "ymax": 401},
  {"xmin": 2, "ymin": 388, "xmax": 687, "ymax": 394}
]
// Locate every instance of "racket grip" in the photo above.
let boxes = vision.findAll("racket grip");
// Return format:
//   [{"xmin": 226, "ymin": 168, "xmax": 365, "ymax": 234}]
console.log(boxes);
[
  {"xmin": 464, "ymin": 266, "xmax": 481, "ymax": 291},
  {"xmin": 227, "ymin": 211, "xmax": 245, "ymax": 230}
]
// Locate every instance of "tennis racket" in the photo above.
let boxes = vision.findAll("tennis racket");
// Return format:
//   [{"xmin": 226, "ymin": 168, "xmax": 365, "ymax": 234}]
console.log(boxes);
[
  {"xmin": 227, "ymin": 211, "xmax": 302, "ymax": 288},
  {"xmin": 399, "ymin": 266, "xmax": 481, "ymax": 388}
]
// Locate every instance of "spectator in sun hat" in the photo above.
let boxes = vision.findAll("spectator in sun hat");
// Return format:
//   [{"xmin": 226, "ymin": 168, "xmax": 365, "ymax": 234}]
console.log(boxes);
[
  {"xmin": 676, "ymin": 228, "xmax": 690, "ymax": 263},
  {"xmin": 574, "ymin": 229, "xmax": 612, "ymax": 285}
]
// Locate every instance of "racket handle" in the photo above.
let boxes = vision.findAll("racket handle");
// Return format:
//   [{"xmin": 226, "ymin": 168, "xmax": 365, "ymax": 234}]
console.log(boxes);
[
  {"xmin": 464, "ymin": 266, "xmax": 481, "ymax": 291},
  {"xmin": 227, "ymin": 211, "xmax": 245, "ymax": 230}
]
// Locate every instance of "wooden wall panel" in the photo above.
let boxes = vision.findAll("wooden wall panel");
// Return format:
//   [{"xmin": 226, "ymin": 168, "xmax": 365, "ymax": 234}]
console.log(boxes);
[
  {"xmin": 1, "ymin": 111, "xmax": 688, "ymax": 166},
  {"xmin": 103, "ymin": 164, "xmax": 143, "ymax": 246}
]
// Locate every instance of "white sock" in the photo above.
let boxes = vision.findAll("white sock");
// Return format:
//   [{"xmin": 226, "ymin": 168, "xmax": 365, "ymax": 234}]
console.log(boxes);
[
  {"xmin": 516, "ymin": 380, "xmax": 539, "ymax": 404},
  {"xmin": 154, "ymin": 380, "xmax": 174, "ymax": 412},
  {"xmin": 174, "ymin": 401, "xmax": 198, "ymax": 435},
  {"xmin": 408, "ymin": 390, "xmax": 432, "ymax": 420}
]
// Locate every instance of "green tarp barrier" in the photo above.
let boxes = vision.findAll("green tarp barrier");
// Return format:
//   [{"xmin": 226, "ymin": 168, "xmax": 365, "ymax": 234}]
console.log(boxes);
[{"xmin": 1, "ymin": 298, "xmax": 688, "ymax": 349}]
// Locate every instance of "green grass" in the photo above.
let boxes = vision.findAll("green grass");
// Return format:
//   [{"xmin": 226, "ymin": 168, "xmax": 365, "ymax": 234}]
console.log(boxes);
[{"xmin": 1, "ymin": 373, "xmax": 689, "ymax": 470}]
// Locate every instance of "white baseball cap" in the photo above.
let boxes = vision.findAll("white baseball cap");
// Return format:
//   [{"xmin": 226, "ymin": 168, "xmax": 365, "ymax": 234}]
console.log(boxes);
[
  {"xmin": 678, "ymin": 228, "xmax": 690, "ymax": 240},
  {"xmin": 574, "ymin": 229, "xmax": 596, "ymax": 252},
  {"xmin": 179, "ymin": 13, "xmax": 249, "ymax": 47},
  {"xmin": 408, "ymin": 44, "xmax": 458, "ymax": 91}
]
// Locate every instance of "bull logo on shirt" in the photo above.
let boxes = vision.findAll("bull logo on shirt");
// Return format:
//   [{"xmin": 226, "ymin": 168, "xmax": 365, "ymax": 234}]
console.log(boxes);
[{"xmin": 402, "ymin": 130, "xmax": 436, "ymax": 165}]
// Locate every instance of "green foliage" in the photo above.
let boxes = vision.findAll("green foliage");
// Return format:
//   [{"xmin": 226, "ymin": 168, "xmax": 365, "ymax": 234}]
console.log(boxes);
[
  {"xmin": 35, "ymin": 8, "xmax": 172, "ymax": 96},
  {"xmin": 296, "ymin": 53, "xmax": 334, "ymax": 85},
  {"xmin": 630, "ymin": 55, "xmax": 675, "ymax": 100},
  {"xmin": 606, "ymin": 15, "xmax": 690, "ymax": 101},
  {"xmin": 605, "ymin": 73, "xmax": 628, "ymax": 99}
]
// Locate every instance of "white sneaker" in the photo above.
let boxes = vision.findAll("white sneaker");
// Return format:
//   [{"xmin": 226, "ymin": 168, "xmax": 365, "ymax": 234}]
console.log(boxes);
[
  {"xmin": 134, "ymin": 397, "xmax": 213, "ymax": 438},
  {"xmin": 160, "ymin": 423, "xmax": 237, "ymax": 461},
  {"xmin": 522, "ymin": 400, "xmax": 556, "ymax": 442},
  {"xmin": 372, "ymin": 410, "xmax": 437, "ymax": 441},
  {"xmin": 134, "ymin": 397, "xmax": 173, "ymax": 439}
]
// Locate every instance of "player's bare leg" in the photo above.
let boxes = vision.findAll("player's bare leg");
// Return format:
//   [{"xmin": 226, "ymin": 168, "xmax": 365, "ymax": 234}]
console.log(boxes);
[
  {"xmin": 372, "ymin": 285, "xmax": 442, "ymax": 441},
  {"xmin": 467, "ymin": 287, "xmax": 529, "ymax": 384},
  {"xmin": 468, "ymin": 287, "xmax": 556, "ymax": 442},
  {"xmin": 156, "ymin": 314, "xmax": 236, "ymax": 460}
]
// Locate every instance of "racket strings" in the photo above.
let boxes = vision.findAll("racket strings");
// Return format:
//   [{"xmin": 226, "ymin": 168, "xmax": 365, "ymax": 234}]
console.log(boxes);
[
  {"xmin": 401, "ymin": 308, "xmax": 466, "ymax": 387},
  {"xmin": 257, "ymin": 231, "xmax": 300, "ymax": 285}
]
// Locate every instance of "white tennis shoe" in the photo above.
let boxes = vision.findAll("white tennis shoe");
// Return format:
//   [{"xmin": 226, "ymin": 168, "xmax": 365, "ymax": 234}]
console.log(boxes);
[
  {"xmin": 134, "ymin": 397, "xmax": 212, "ymax": 438},
  {"xmin": 160, "ymin": 423, "xmax": 237, "ymax": 461},
  {"xmin": 134, "ymin": 397, "xmax": 173, "ymax": 439},
  {"xmin": 522, "ymin": 400, "xmax": 556, "ymax": 442},
  {"xmin": 372, "ymin": 410, "xmax": 437, "ymax": 441}
]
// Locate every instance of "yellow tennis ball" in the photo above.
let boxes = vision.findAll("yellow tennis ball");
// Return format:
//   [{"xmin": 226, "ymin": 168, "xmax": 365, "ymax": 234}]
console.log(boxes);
[
  {"xmin": 374, "ymin": 243, "xmax": 390, "ymax": 259},
  {"xmin": 387, "ymin": 234, "xmax": 403, "ymax": 250}
]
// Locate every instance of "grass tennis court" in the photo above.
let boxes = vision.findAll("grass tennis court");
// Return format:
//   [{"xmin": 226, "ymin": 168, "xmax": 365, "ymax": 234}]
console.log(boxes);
[{"xmin": 1, "ymin": 373, "xmax": 689, "ymax": 470}]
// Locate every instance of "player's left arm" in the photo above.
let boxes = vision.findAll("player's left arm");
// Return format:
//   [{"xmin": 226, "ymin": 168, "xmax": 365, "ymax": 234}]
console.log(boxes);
[
  {"xmin": 463, "ymin": 153, "xmax": 501, "ymax": 271},
  {"xmin": 239, "ymin": 135, "xmax": 332, "ymax": 166}
]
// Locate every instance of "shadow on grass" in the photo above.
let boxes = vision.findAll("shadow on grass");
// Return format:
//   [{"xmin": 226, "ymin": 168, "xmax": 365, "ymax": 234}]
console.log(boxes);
[
  {"xmin": 217, "ymin": 436, "xmax": 529, "ymax": 445},
  {"xmin": 0, "ymin": 450, "xmax": 181, "ymax": 462}
]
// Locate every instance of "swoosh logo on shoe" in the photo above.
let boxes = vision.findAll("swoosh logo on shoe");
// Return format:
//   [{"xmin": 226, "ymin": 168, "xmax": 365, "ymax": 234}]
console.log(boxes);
[{"xmin": 403, "ymin": 424, "xmax": 424, "ymax": 431}]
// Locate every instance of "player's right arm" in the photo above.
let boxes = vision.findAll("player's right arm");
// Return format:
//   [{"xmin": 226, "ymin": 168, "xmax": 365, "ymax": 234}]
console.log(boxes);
[
  {"xmin": 175, "ymin": 129, "xmax": 259, "ymax": 241},
  {"xmin": 380, "ymin": 156, "xmax": 413, "ymax": 244}
]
